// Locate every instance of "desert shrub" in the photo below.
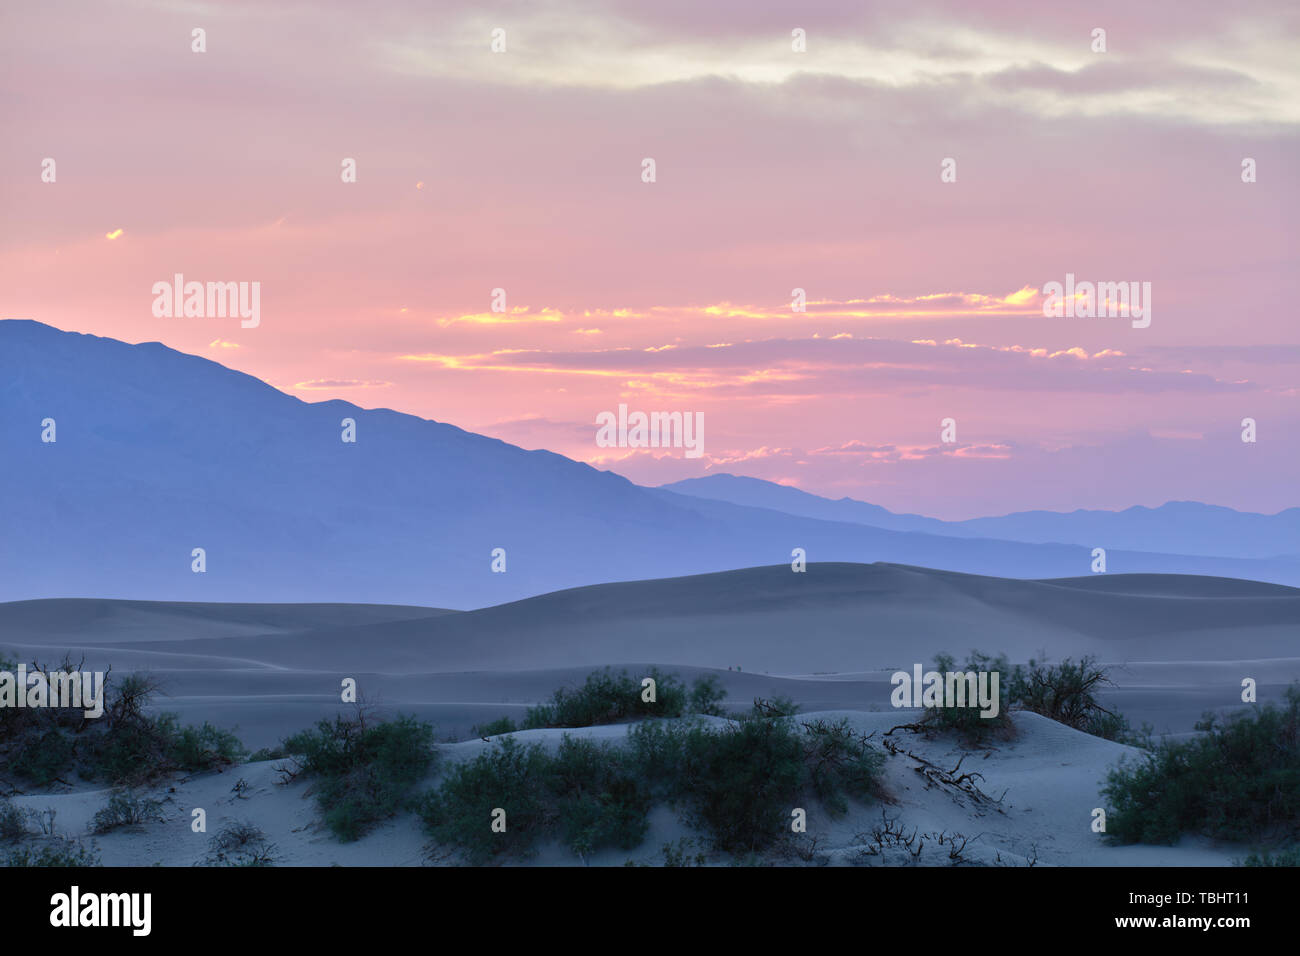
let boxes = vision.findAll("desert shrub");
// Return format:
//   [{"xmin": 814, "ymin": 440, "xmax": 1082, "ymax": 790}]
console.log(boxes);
[
  {"xmin": 920, "ymin": 651, "xmax": 1132, "ymax": 743},
  {"xmin": 84, "ymin": 724, "xmax": 169, "ymax": 784},
  {"xmin": 26, "ymin": 807, "xmax": 57, "ymax": 836},
  {"xmin": 750, "ymin": 696, "xmax": 800, "ymax": 719},
  {"xmin": 9, "ymin": 729, "xmax": 77, "ymax": 786},
  {"xmin": 91, "ymin": 791, "xmax": 164, "ymax": 833},
  {"xmin": 5, "ymin": 836, "xmax": 100, "ymax": 867},
  {"xmin": 472, "ymin": 716, "xmax": 519, "ymax": 738},
  {"xmin": 282, "ymin": 710, "xmax": 437, "ymax": 842},
  {"xmin": 547, "ymin": 736, "xmax": 651, "ymax": 857},
  {"xmin": 0, "ymin": 655, "xmax": 77, "ymax": 743},
  {"xmin": 675, "ymin": 718, "xmax": 808, "ymax": 852},
  {"xmin": 0, "ymin": 800, "xmax": 28, "ymax": 842},
  {"xmin": 0, "ymin": 654, "xmax": 96, "ymax": 785},
  {"xmin": 522, "ymin": 668, "xmax": 687, "ymax": 728},
  {"xmin": 1240, "ymin": 845, "xmax": 1300, "ymax": 867},
  {"xmin": 1007, "ymin": 655, "xmax": 1130, "ymax": 741},
  {"xmin": 919, "ymin": 651, "xmax": 1012, "ymax": 741},
  {"xmin": 0, "ymin": 668, "xmax": 247, "ymax": 786},
  {"xmin": 80, "ymin": 674, "xmax": 175, "ymax": 783},
  {"xmin": 1082, "ymin": 710, "xmax": 1135, "ymax": 743},
  {"xmin": 801, "ymin": 718, "xmax": 886, "ymax": 815},
  {"xmin": 248, "ymin": 746, "xmax": 286, "ymax": 762},
  {"xmin": 205, "ymin": 820, "xmax": 278, "ymax": 866},
  {"xmin": 1103, "ymin": 685, "xmax": 1300, "ymax": 846},
  {"xmin": 688, "ymin": 675, "xmax": 728, "ymax": 716},
  {"xmin": 170, "ymin": 721, "xmax": 246, "ymax": 772},
  {"xmin": 419, "ymin": 736, "xmax": 551, "ymax": 864},
  {"xmin": 422, "ymin": 666, "xmax": 884, "ymax": 863},
  {"xmin": 423, "ymin": 711, "xmax": 887, "ymax": 861},
  {"xmin": 421, "ymin": 734, "xmax": 652, "ymax": 863},
  {"xmin": 92, "ymin": 685, "xmax": 244, "ymax": 780},
  {"xmin": 622, "ymin": 837, "xmax": 709, "ymax": 868},
  {"xmin": 631, "ymin": 714, "xmax": 885, "ymax": 852},
  {"xmin": 626, "ymin": 718, "xmax": 691, "ymax": 793},
  {"xmin": 660, "ymin": 837, "xmax": 708, "ymax": 867}
]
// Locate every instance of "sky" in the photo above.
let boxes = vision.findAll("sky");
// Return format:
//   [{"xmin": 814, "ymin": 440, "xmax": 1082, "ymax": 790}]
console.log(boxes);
[{"xmin": 1, "ymin": 0, "xmax": 1297, "ymax": 518}]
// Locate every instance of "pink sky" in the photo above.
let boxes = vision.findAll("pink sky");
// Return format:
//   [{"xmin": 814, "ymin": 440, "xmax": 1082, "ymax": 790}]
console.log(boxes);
[{"xmin": 2, "ymin": 0, "xmax": 1297, "ymax": 517}]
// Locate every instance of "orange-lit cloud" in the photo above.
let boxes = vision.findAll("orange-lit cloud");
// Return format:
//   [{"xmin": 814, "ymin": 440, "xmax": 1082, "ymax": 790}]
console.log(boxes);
[{"xmin": 290, "ymin": 379, "xmax": 394, "ymax": 390}]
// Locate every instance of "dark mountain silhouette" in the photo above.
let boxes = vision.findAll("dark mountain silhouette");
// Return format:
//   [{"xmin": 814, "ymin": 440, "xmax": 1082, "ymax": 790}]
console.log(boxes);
[{"xmin": 3, "ymin": 319, "xmax": 1296, "ymax": 607}]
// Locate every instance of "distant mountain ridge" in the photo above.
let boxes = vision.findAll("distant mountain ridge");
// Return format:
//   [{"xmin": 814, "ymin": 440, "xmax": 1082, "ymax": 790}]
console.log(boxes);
[
  {"xmin": 2, "ymin": 319, "xmax": 1297, "ymax": 607},
  {"xmin": 659, "ymin": 474, "xmax": 1300, "ymax": 559}
]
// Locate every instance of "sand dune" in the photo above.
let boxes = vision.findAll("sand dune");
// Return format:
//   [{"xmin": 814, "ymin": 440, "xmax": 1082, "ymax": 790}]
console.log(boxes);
[
  {"xmin": 2, "ymin": 563, "xmax": 1296, "ymax": 744},
  {"xmin": 3, "ymin": 712, "xmax": 1242, "ymax": 867}
]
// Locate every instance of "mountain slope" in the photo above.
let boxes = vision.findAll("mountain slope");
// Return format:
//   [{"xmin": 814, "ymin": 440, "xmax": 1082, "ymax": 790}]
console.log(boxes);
[
  {"xmin": 661, "ymin": 474, "xmax": 1300, "ymax": 559},
  {"xmin": 2, "ymin": 319, "xmax": 1297, "ymax": 606}
]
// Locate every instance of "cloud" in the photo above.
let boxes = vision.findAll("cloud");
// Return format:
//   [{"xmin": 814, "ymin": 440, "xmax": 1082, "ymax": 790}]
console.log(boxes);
[
  {"xmin": 290, "ymin": 379, "xmax": 393, "ymax": 390},
  {"xmin": 405, "ymin": 334, "xmax": 1255, "ymax": 396}
]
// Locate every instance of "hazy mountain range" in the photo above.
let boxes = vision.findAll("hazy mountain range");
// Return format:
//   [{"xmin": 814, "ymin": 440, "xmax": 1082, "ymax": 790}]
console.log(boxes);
[
  {"xmin": 660, "ymin": 475, "xmax": 1300, "ymax": 559},
  {"xmin": 2, "ymin": 319, "xmax": 1297, "ymax": 606}
]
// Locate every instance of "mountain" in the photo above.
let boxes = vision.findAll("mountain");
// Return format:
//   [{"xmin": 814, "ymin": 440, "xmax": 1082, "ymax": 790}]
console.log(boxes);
[
  {"xmin": 658, "ymin": 474, "xmax": 951, "ymax": 534},
  {"xmin": 2, "ymin": 319, "xmax": 1298, "ymax": 607},
  {"xmin": 661, "ymin": 474, "xmax": 1300, "ymax": 559}
]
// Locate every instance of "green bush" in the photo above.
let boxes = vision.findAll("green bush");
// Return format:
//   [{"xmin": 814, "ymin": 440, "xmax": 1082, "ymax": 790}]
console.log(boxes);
[
  {"xmin": 4, "ymin": 837, "xmax": 100, "ymax": 867},
  {"xmin": 0, "ymin": 667, "xmax": 248, "ymax": 787},
  {"xmin": 631, "ymin": 714, "xmax": 887, "ymax": 852},
  {"xmin": 283, "ymin": 711, "xmax": 437, "ymax": 842},
  {"xmin": 422, "ymin": 707, "xmax": 887, "ymax": 862},
  {"xmin": 1007, "ymin": 655, "xmax": 1130, "ymax": 741},
  {"xmin": 205, "ymin": 820, "xmax": 278, "ymax": 866},
  {"xmin": 421, "ymin": 733, "xmax": 653, "ymax": 863},
  {"xmin": 676, "ymin": 718, "xmax": 808, "ymax": 852},
  {"xmin": 627, "ymin": 718, "xmax": 690, "ymax": 791},
  {"xmin": 750, "ymin": 696, "xmax": 800, "ymax": 719},
  {"xmin": 247, "ymin": 746, "xmax": 287, "ymax": 762},
  {"xmin": 522, "ymin": 668, "xmax": 687, "ymax": 729},
  {"xmin": 10, "ymin": 728, "xmax": 77, "ymax": 786},
  {"xmin": 81, "ymin": 674, "xmax": 176, "ymax": 784},
  {"xmin": 1240, "ymin": 845, "xmax": 1299, "ymax": 867},
  {"xmin": 419, "ymin": 665, "xmax": 887, "ymax": 863},
  {"xmin": 0, "ymin": 800, "xmax": 28, "ymax": 842},
  {"xmin": 688, "ymin": 675, "xmax": 728, "ymax": 717},
  {"xmin": 1103, "ymin": 685, "xmax": 1300, "ymax": 846},
  {"xmin": 920, "ymin": 651, "xmax": 1012, "ymax": 741},
  {"xmin": 171, "ymin": 721, "xmax": 246, "ymax": 772},
  {"xmin": 91, "ymin": 791, "xmax": 164, "ymax": 833},
  {"xmin": 419, "ymin": 736, "xmax": 551, "ymax": 864},
  {"xmin": 660, "ymin": 837, "xmax": 708, "ymax": 867},
  {"xmin": 472, "ymin": 716, "xmax": 519, "ymax": 738},
  {"xmin": 801, "ymin": 718, "xmax": 886, "ymax": 816},
  {"xmin": 919, "ymin": 651, "xmax": 1132, "ymax": 743},
  {"xmin": 631, "ymin": 718, "xmax": 797, "ymax": 850},
  {"xmin": 547, "ymin": 736, "xmax": 651, "ymax": 856}
]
